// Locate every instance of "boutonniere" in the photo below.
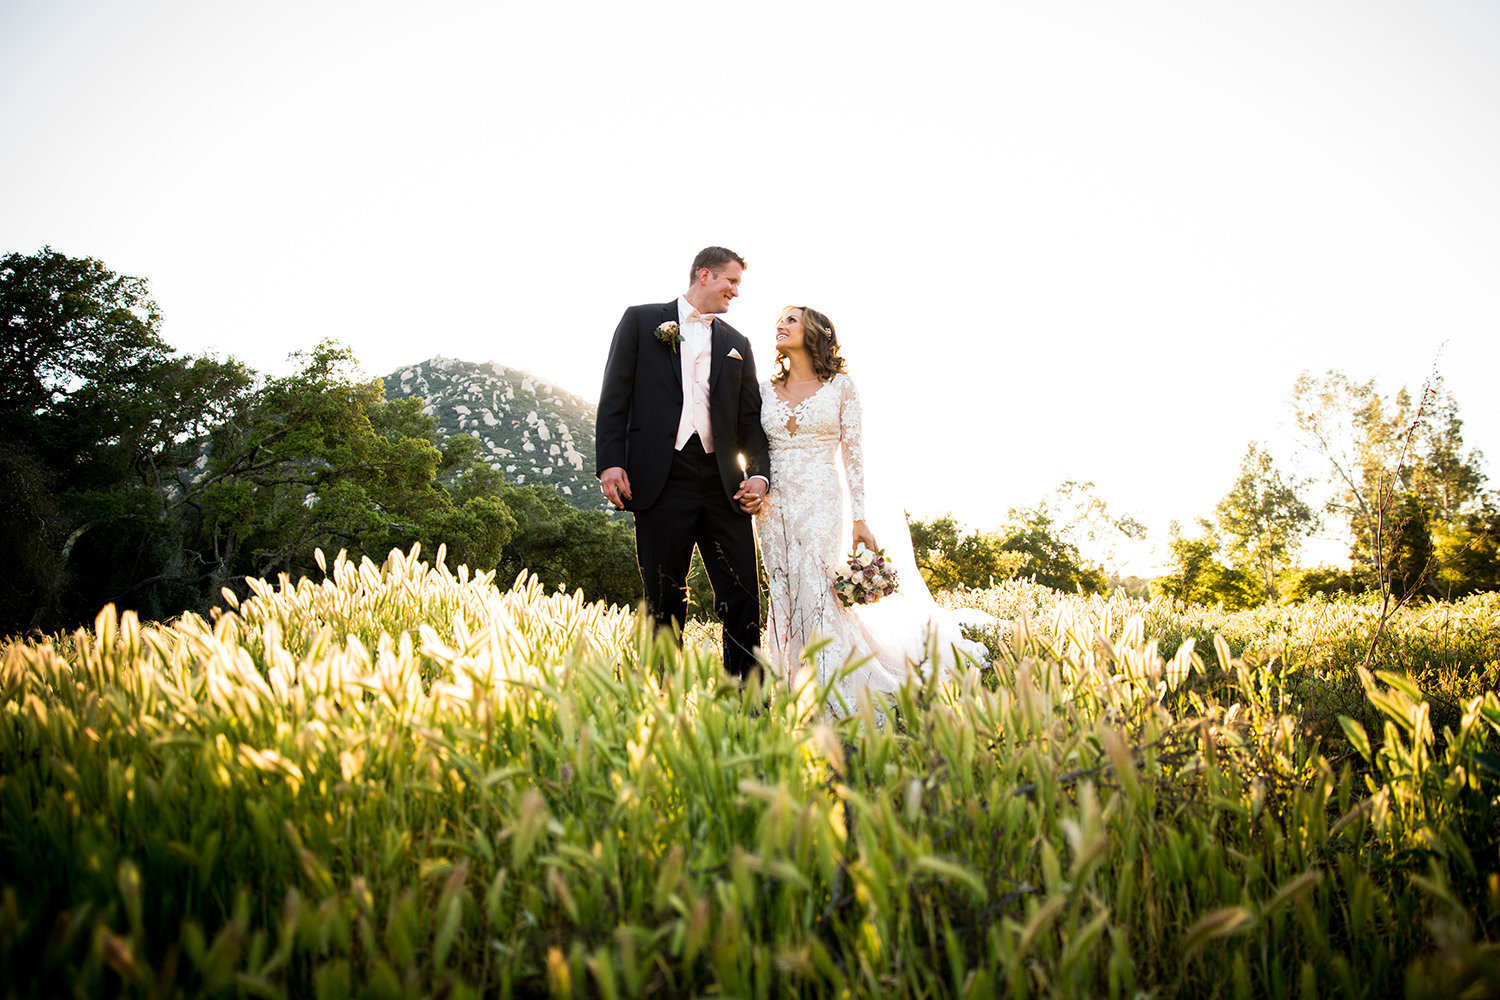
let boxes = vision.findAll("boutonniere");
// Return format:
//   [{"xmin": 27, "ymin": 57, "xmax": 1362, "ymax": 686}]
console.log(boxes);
[{"xmin": 655, "ymin": 321, "xmax": 682, "ymax": 353}]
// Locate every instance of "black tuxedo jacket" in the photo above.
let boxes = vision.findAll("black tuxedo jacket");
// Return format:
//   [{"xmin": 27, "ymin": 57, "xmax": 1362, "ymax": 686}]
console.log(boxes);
[{"xmin": 596, "ymin": 301, "xmax": 771, "ymax": 512}]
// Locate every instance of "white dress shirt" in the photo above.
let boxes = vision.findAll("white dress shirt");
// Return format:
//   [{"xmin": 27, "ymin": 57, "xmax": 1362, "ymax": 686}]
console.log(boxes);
[
  {"xmin": 671, "ymin": 297, "xmax": 769, "ymax": 492},
  {"xmin": 674, "ymin": 296, "xmax": 716, "ymax": 452}
]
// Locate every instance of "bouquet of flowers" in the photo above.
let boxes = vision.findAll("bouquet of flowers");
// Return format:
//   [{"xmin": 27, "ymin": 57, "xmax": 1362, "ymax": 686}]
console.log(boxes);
[{"xmin": 834, "ymin": 543, "xmax": 899, "ymax": 607}]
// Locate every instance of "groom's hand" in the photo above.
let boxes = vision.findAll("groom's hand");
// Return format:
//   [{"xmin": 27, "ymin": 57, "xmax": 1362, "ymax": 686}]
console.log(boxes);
[
  {"xmin": 600, "ymin": 467, "xmax": 631, "ymax": 509},
  {"xmin": 734, "ymin": 477, "xmax": 767, "ymax": 514}
]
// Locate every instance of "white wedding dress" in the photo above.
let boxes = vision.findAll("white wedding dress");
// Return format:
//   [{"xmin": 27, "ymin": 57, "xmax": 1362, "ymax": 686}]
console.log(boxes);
[{"xmin": 755, "ymin": 373, "xmax": 988, "ymax": 722}]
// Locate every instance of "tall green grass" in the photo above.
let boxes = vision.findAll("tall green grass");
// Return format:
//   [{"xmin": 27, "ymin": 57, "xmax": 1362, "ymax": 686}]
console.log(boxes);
[
  {"xmin": 3, "ymin": 548, "xmax": 1498, "ymax": 997},
  {"xmin": 947, "ymin": 581, "xmax": 1500, "ymax": 758},
  {"xmin": 943, "ymin": 580, "xmax": 1500, "ymax": 680}
]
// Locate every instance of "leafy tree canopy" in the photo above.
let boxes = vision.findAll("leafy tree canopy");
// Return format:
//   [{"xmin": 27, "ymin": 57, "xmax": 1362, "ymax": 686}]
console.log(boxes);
[
  {"xmin": 1, "ymin": 249, "xmax": 254, "ymax": 628},
  {"xmin": 908, "ymin": 481, "xmax": 1139, "ymax": 595},
  {"xmin": 908, "ymin": 515, "xmax": 1027, "ymax": 591},
  {"xmin": 2, "ymin": 248, "xmax": 551, "ymax": 632},
  {"xmin": 1152, "ymin": 519, "xmax": 1265, "ymax": 611},
  {"xmin": 494, "ymin": 484, "xmax": 641, "ymax": 608},
  {"xmin": 1213, "ymin": 442, "xmax": 1316, "ymax": 600},
  {"xmin": 1, "ymin": 247, "xmax": 164, "ymax": 430},
  {"xmin": 1290, "ymin": 369, "xmax": 1494, "ymax": 598},
  {"xmin": 191, "ymin": 340, "xmax": 521, "ymax": 597}
]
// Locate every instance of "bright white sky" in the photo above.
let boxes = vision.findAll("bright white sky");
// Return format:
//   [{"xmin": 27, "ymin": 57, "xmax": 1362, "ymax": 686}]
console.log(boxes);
[{"xmin": 4, "ymin": 0, "xmax": 1498, "ymax": 574}]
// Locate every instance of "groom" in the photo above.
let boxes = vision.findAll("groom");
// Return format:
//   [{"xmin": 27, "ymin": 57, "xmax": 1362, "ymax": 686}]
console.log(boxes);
[{"xmin": 595, "ymin": 247, "xmax": 771, "ymax": 678}]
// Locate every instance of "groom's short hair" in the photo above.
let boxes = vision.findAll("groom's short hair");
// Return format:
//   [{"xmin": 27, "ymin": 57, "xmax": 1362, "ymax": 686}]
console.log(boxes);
[{"xmin": 690, "ymin": 247, "xmax": 747, "ymax": 285}]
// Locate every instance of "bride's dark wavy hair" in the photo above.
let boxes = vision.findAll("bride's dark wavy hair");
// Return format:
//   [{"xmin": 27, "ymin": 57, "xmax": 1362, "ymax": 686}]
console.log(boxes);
[{"xmin": 773, "ymin": 307, "xmax": 847, "ymax": 383}]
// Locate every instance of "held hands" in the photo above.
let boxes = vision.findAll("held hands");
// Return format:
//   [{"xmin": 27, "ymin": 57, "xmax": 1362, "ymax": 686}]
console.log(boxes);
[
  {"xmin": 852, "ymin": 520, "xmax": 878, "ymax": 553},
  {"xmin": 606, "ymin": 466, "xmax": 765, "ymax": 514},
  {"xmin": 600, "ymin": 467, "xmax": 632, "ymax": 509},
  {"xmin": 735, "ymin": 477, "xmax": 768, "ymax": 515}
]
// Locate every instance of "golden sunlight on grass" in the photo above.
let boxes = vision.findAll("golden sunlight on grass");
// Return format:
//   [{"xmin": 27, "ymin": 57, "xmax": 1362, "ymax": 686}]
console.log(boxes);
[{"xmin": 2, "ymin": 547, "xmax": 1498, "ymax": 997}]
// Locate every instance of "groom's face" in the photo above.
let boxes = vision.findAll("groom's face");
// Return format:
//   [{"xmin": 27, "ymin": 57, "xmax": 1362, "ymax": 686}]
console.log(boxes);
[{"xmin": 698, "ymin": 262, "xmax": 744, "ymax": 314}]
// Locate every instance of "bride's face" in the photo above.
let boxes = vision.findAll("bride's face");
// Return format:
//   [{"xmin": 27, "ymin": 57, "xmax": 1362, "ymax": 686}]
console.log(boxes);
[{"xmin": 775, "ymin": 309, "xmax": 805, "ymax": 354}]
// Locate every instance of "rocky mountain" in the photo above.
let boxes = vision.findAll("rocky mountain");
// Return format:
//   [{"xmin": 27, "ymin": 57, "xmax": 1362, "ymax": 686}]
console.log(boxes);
[{"xmin": 382, "ymin": 357, "xmax": 604, "ymax": 509}]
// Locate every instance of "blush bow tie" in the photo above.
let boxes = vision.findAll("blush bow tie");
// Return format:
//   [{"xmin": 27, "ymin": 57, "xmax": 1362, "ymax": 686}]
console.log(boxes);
[{"xmin": 688, "ymin": 311, "xmax": 716, "ymax": 327}]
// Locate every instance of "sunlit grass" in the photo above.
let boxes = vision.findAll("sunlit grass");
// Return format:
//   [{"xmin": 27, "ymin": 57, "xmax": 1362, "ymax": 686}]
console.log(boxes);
[{"xmin": 3, "ymin": 548, "xmax": 1499, "ymax": 997}]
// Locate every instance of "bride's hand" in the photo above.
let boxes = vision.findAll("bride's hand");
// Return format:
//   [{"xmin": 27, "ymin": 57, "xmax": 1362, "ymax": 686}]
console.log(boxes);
[
  {"xmin": 852, "ymin": 521, "xmax": 878, "ymax": 553},
  {"xmin": 735, "ymin": 477, "xmax": 767, "ymax": 514}
]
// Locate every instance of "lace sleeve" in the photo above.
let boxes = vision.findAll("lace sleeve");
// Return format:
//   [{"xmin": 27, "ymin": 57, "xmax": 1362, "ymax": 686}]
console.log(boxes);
[{"xmin": 839, "ymin": 374, "xmax": 866, "ymax": 521}]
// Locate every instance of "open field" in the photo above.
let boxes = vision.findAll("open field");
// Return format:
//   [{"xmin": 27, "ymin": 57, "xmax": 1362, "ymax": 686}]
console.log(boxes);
[
  {"xmin": 942, "ymin": 581, "xmax": 1500, "ymax": 750},
  {"xmin": 3, "ymin": 549, "xmax": 1499, "ymax": 998}
]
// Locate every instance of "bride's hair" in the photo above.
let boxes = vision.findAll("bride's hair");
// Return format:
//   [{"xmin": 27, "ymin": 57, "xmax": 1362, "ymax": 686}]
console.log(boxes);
[{"xmin": 774, "ymin": 307, "xmax": 847, "ymax": 383}]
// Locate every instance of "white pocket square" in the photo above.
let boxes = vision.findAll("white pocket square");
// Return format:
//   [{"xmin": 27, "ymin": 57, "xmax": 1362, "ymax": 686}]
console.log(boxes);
[{"xmin": 727, "ymin": 348, "xmax": 743, "ymax": 360}]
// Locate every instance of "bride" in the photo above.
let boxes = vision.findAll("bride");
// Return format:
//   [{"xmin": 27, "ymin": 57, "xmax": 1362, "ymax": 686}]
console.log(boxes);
[{"xmin": 742, "ymin": 306, "xmax": 988, "ymax": 720}]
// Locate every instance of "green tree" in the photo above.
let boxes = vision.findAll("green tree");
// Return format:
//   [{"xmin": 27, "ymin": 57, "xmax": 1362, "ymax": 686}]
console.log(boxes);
[
  {"xmin": 1411, "ymin": 383, "xmax": 1487, "ymax": 521},
  {"xmin": 437, "ymin": 460, "xmax": 518, "ymax": 574},
  {"xmin": 1152, "ymin": 519, "xmax": 1265, "ymax": 610},
  {"xmin": 0, "ymin": 247, "xmax": 165, "ymax": 437},
  {"xmin": 495, "ymin": 484, "xmax": 641, "ymax": 607},
  {"xmin": 908, "ymin": 516, "xmax": 962, "ymax": 589},
  {"xmin": 909, "ymin": 507, "xmax": 1106, "ymax": 595},
  {"xmin": 1290, "ymin": 370, "xmax": 1493, "ymax": 597},
  {"xmin": 995, "ymin": 482, "xmax": 1144, "ymax": 594},
  {"xmin": 1291, "ymin": 370, "xmax": 1404, "ymax": 585},
  {"xmin": 0, "ymin": 442, "xmax": 61, "ymax": 630},
  {"xmin": 1431, "ymin": 504, "xmax": 1500, "ymax": 598},
  {"xmin": 192, "ymin": 342, "xmax": 518, "ymax": 598},
  {"xmin": 1108, "ymin": 573, "xmax": 1152, "ymax": 600},
  {"xmin": 1029, "ymin": 480, "xmax": 1149, "ymax": 576},
  {"xmin": 2, "ymin": 249, "xmax": 583, "ymax": 632},
  {"xmin": 998, "ymin": 506, "xmax": 1108, "ymax": 594},
  {"xmin": 908, "ymin": 515, "xmax": 1026, "ymax": 591},
  {"xmin": 1214, "ymin": 442, "xmax": 1316, "ymax": 600},
  {"xmin": 0, "ymin": 248, "xmax": 254, "ymax": 630},
  {"xmin": 1279, "ymin": 565, "xmax": 1359, "ymax": 602},
  {"xmin": 908, "ymin": 484, "xmax": 1140, "ymax": 596},
  {"xmin": 1383, "ymin": 493, "xmax": 1434, "ymax": 601}
]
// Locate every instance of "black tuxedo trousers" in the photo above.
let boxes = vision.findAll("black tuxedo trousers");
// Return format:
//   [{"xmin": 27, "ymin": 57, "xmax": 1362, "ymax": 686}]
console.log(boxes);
[
  {"xmin": 635, "ymin": 436, "xmax": 760, "ymax": 676},
  {"xmin": 595, "ymin": 302, "xmax": 772, "ymax": 678}
]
